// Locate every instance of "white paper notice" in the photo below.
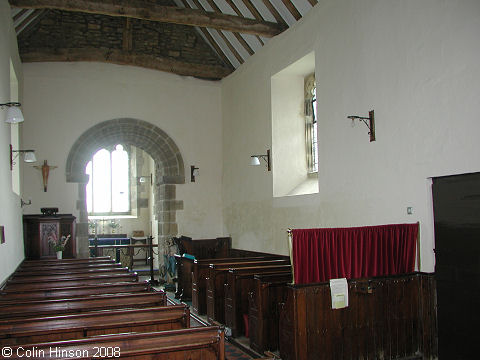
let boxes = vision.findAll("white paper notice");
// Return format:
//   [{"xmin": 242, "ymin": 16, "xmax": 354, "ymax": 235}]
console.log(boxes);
[{"xmin": 329, "ymin": 278, "xmax": 349, "ymax": 309}]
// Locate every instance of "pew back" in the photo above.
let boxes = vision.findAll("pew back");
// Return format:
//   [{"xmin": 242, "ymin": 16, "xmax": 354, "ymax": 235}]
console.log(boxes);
[
  {"xmin": 6, "ymin": 326, "xmax": 225, "ymax": 359},
  {"xmin": 4, "ymin": 273, "xmax": 138, "ymax": 291},
  {"xmin": 0, "ymin": 305, "xmax": 190, "ymax": 345},
  {"xmin": 13, "ymin": 267, "xmax": 128, "ymax": 277},
  {"xmin": 207, "ymin": 264, "xmax": 291, "ymax": 324},
  {"xmin": 0, "ymin": 282, "xmax": 150, "ymax": 301},
  {"xmin": 193, "ymin": 258, "xmax": 290, "ymax": 314},
  {"xmin": 20, "ymin": 257, "xmax": 113, "ymax": 267},
  {"xmin": 17, "ymin": 262, "xmax": 122, "ymax": 272},
  {"xmin": 225, "ymin": 268, "xmax": 291, "ymax": 337},
  {"xmin": 0, "ymin": 292, "xmax": 167, "ymax": 319},
  {"xmin": 248, "ymin": 273, "xmax": 292, "ymax": 353}
]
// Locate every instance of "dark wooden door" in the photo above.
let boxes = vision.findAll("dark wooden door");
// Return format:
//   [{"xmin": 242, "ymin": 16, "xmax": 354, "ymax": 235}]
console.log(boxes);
[{"xmin": 432, "ymin": 173, "xmax": 480, "ymax": 359}]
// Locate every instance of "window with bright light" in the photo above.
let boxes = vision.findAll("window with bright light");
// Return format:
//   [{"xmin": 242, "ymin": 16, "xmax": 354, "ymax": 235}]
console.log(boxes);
[
  {"xmin": 305, "ymin": 74, "xmax": 318, "ymax": 173},
  {"xmin": 86, "ymin": 144, "xmax": 130, "ymax": 215},
  {"xmin": 271, "ymin": 52, "xmax": 318, "ymax": 197}
]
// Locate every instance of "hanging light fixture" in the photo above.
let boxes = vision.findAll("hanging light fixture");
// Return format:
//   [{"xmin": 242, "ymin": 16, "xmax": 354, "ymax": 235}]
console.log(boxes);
[
  {"xmin": 10, "ymin": 144, "xmax": 36, "ymax": 170},
  {"xmin": 1, "ymin": 102, "xmax": 24, "ymax": 123},
  {"xmin": 250, "ymin": 149, "xmax": 271, "ymax": 171}
]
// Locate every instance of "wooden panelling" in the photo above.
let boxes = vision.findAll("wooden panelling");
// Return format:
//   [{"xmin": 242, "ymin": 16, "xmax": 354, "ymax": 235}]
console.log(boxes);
[
  {"xmin": 248, "ymin": 272, "xmax": 292, "ymax": 353},
  {"xmin": 278, "ymin": 273, "xmax": 437, "ymax": 360},
  {"xmin": 225, "ymin": 268, "xmax": 291, "ymax": 337}
]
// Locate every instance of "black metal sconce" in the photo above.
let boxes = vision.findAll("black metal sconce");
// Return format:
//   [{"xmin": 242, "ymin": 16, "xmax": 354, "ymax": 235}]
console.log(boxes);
[
  {"xmin": 10, "ymin": 144, "xmax": 36, "ymax": 170},
  {"xmin": 348, "ymin": 110, "xmax": 375, "ymax": 142},
  {"xmin": 250, "ymin": 149, "xmax": 271, "ymax": 171},
  {"xmin": 191, "ymin": 165, "xmax": 199, "ymax": 182}
]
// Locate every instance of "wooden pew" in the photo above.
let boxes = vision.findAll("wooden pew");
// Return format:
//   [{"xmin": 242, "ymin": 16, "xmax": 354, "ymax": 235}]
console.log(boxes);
[
  {"xmin": 206, "ymin": 263, "xmax": 291, "ymax": 324},
  {"xmin": 248, "ymin": 272, "xmax": 292, "ymax": 353},
  {"xmin": 6, "ymin": 326, "xmax": 225, "ymax": 359},
  {"xmin": 15, "ymin": 263, "xmax": 124, "ymax": 273},
  {"xmin": 20, "ymin": 257, "xmax": 113, "ymax": 267},
  {"xmin": 12, "ymin": 266, "xmax": 130, "ymax": 278},
  {"xmin": 224, "ymin": 268, "xmax": 292, "ymax": 337},
  {"xmin": 0, "ymin": 292, "xmax": 167, "ymax": 319},
  {"xmin": 0, "ymin": 304, "xmax": 190, "ymax": 345},
  {"xmin": 192, "ymin": 256, "xmax": 288, "ymax": 314},
  {"xmin": 4, "ymin": 272, "xmax": 138, "ymax": 291},
  {"xmin": 0, "ymin": 282, "xmax": 151, "ymax": 302},
  {"xmin": 278, "ymin": 273, "xmax": 437, "ymax": 360}
]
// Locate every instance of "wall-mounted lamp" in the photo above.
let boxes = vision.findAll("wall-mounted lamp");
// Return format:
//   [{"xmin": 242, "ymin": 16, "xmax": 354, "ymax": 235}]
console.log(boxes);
[
  {"xmin": 10, "ymin": 144, "xmax": 36, "ymax": 170},
  {"xmin": 1, "ymin": 102, "xmax": 24, "ymax": 124},
  {"xmin": 191, "ymin": 165, "xmax": 199, "ymax": 182},
  {"xmin": 20, "ymin": 199, "xmax": 32, "ymax": 208},
  {"xmin": 347, "ymin": 110, "xmax": 375, "ymax": 142},
  {"xmin": 250, "ymin": 149, "xmax": 271, "ymax": 171}
]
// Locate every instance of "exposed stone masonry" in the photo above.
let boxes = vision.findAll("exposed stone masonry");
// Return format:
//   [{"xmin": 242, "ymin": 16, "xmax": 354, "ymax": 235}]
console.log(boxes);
[
  {"xmin": 66, "ymin": 118, "xmax": 185, "ymax": 259},
  {"xmin": 18, "ymin": 8, "xmax": 226, "ymax": 67}
]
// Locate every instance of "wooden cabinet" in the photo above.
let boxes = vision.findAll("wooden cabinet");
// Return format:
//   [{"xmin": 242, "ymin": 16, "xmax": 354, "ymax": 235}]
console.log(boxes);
[{"xmin": 23, "ymin": 214, "xmax": 76, "ymax": 259}]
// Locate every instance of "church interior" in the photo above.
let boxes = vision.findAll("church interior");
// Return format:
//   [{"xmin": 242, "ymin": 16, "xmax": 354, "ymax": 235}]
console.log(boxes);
[{"xmin": 0, "ymin": 0, "xmax": 479, "ymax": 359}]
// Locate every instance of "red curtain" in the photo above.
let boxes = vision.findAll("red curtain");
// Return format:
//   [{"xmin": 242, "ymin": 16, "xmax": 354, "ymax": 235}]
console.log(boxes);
[{"xmin": 292, "ymin": 223, "xmax": 418, "ymax": 284}]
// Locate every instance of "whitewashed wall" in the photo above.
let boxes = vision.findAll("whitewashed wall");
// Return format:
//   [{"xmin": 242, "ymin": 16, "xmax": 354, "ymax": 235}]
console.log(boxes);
[
  {"xmin": 221, "ymin": 0, "xmax": 480, "ymax": 272},
  {"xmin": 21, "ymin": 62, "xmax": 224, "ymax": 241},
  {"xmin": 0, "ymin": 0, "xmax": 25, "ymax": 283}
]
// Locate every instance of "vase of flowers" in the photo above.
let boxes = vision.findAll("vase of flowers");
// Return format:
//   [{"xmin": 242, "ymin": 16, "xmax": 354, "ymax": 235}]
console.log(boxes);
[{"xmin": 48, "ymin": 234, "xmax": 71, "ymax": 259}]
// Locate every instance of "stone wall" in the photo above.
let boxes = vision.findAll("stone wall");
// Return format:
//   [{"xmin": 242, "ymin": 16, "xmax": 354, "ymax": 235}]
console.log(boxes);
[{"xmin": 18, "ymin": 8, "xmax": 226, "ymax": 67}]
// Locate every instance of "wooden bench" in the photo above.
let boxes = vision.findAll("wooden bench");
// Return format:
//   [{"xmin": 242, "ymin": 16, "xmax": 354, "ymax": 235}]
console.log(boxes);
[
  {"xmin": 224, "ymin": 268, "xmax": 292, "ymax": 337},
  {"xmin": 4, "ymin": 272, "xmax": 138, "ymax": 291},
  {"xmin": 206, "ymin": 263, "xmax": 291, "ymax": 324},
  {"xmin": 192, "ymin": 256, "xmax": 288, "ymax": 314},
  {"xmin": 278, "ymin": 273, "xmax": 437, "ymax": 360},
  {"xmin": 0, "ymin": 291, "xmax": 167, "ymax": 319},
  {"xmin": 6, "ymin": 326, "xmax": 225, "ymax": 359},
  {"xmin": 20, "ymin": 257, "xmax": 113, "ymax": 267},
  {"xmin": 0, "ymin": 304, "xmax": 190, "ymax": 345},
  {"xmin": 248, "ymin": 272, "xmax": 292, "ymax": 353},
  {"xmin": 0, "ymin": 282, "xmax": 151, "ymax": 301},
  {"xmin": 16, "ymin": 261, "xmax": 124, "ymax": 271},
  {"xmin": 12, "ymin": 266, "xmax": 130, "ymax": 278}
]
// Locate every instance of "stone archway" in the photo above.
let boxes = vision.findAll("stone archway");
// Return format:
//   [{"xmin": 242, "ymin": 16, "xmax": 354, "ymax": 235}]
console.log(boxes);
[{"xmin": 66, "ymin": 118, "xmax": 185, "ymax": 258}]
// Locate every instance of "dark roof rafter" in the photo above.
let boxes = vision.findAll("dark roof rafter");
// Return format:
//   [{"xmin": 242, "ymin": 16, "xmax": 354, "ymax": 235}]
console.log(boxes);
[
  {"xmin": 205, "ymin": 0, "xmax": 254, "ymax": 56},
  {"xmin": 20, "ymin": 47, "xmax": 233, "ymax": 80},
  {"xmin": 190, "ymin": 0, "xmax": 244, "ymax": 65},
  {"xmin": 9, "ymin": 0, "xmax": 286, "ymax": 37}
]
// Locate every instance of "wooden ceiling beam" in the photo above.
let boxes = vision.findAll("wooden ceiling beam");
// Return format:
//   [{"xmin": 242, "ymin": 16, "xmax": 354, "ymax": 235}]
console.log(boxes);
[
  {"xmin": 16, "ymin": 9, "xmax": 48, "ymax": 36},
  {"xmin": 19, "ymin": 47, "xmax": 233, "ymax": 80},
  {"xmin": 280, "ymin": 0, "xmax": 302, "ymax": 21},
  {"xmin": 261, "ymin": 0, "xmax": 287, "ymax": 27},
  {"xmin": 15, "ymin": 9, "xmax": 44, "ymax": 34},
  {"xmin": 190, "ymin": 0, "xmax": 244, "ymax": 65},
  {"xmin": 205, "ymin": 0, "xmax": 254, "ymax": 56},
  {"xmin": 9, "ymin": 0, "xmax": 285, "ymax": 38},
  {"xmin": 224, "ymin": 0, "xmax": 264, "ymax": 46},
  {"xmin": 179, "ymin": 0, "xmax": 233, "ymax": 69},
  {"xmin": 13, "ymin": 8, "xmax": 28, "ymax": 22}
]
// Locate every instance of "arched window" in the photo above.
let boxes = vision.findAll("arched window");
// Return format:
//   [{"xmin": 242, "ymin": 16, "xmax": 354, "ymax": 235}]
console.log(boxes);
[
  {"xmin": 305, "ymin": 74, "xmax": 318, "ymax": 173},
  {"xmin": 86, "ymin": 144, "xmax": 130, "ymax": 215}
]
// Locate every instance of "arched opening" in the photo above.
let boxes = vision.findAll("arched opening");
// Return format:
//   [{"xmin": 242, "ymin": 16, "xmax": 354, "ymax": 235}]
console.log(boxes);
[{"xmin": 65, "ymin": 118, "xmax": 185, "ymax": 259}]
